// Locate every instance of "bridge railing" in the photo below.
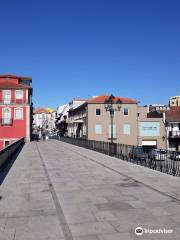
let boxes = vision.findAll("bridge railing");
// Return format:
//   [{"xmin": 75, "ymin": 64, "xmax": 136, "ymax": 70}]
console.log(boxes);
[
  {"xmin": 55, "ymin": 136, "xmax": 180, "ymax": 177},
  {"xmin": 0, "ymin": 138, "xmax": 25, "ymax": 169}
]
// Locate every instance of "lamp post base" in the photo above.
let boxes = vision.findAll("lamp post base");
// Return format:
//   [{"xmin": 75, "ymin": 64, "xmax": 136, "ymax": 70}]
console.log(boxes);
[{"xmin": 109, "ymin": 142, "xmax": 117, "ymax": 157}]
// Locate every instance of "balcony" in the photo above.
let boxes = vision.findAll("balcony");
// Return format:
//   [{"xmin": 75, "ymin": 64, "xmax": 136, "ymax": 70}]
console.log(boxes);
[
  {"xmin": 0, "ymin": 99, "xmax": 25, "ymax": 105},
  {"xmin": 0, "ymin": 118, "xmax": 13, "ymax": 126},
  {"xmin": 169, "ymin": 131, "xmax": 180, "ymax": 138}
]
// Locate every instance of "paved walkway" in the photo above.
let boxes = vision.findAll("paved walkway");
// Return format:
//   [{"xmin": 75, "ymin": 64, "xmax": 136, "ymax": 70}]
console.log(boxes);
[{"xmin": 0, "ymin": 140, "xmax": 180, "ymax": 240}]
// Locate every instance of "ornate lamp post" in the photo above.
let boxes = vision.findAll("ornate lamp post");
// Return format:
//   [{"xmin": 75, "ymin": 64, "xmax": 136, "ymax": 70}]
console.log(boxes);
[{"xmin": 104, "ymin": 94, "xmax": 122, "ymax": 155}]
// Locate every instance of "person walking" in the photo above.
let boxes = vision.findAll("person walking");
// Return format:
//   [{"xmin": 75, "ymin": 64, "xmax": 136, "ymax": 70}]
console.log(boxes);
[
  {"xmin": 36, "ymin": 129, "xmax": 40, "ymax": 142},
  {"xmin": 42, "ymin": 128, "xmax": 46, "ymax": 141},
  {"xmin": 34, "ymin": 129, "xmax": 39, "ymax": 142}
]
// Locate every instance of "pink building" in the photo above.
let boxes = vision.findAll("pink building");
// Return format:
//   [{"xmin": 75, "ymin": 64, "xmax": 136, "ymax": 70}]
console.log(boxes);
[{"xmin": 0, "ymin": 74, "xmax": 33, "ymax": 150}]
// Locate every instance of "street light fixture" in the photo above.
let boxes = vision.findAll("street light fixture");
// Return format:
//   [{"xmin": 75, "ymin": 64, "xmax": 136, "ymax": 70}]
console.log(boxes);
[{"xmin": 104, "ymin": 94, "xmax": 122, "ymax": 155}]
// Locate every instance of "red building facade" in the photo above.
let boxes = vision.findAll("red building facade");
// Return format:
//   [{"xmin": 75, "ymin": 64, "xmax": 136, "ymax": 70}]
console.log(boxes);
[{"xmin": 0, "ymin": 74, "xmax": 33, "ymax": 150}]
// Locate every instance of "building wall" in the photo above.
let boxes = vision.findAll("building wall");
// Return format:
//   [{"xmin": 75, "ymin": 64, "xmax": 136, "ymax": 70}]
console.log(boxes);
[
  {"xmin": 67, "ymin": 105, "xmax": 87, "ymax": 138},
  {"xmin": 0, "ymin": 106, "xmax": 27, "ymax": 137},
  {"xmin": 0, "ymin": 84, "xmax": 32, "ymax": 150},
  {"xmin": 33, "ymin": 111, "xmax": 56, "ymax": 133},
  {"xmin": 0, "ymin": 105, "xmax": 27, "ymax": 149},
  {"xmin": 26, "ymin": 105, "xmax": 30, "ymax": 141},
  {"xmin": 169, "ymin": 96, "xmax": 180, "ymax": 107},
  {"xmin": 69, "ymin": 100, "xmax": 86, "ymax": 110},
  {"xmin": 0, "ymin": 89, "xmax": 27, "ymax": 104},
  {"xmin": 166, "ymin": 122, "xmax": 180, "ymax": 151},
  {"xmin": 0, "ymin": 141, "xmax": 3, "ymax": 149},
  {"xmin": 87, "ymin": 103, "xmax": 138, "ymax": 145},
  {"xmin": 137, "ymin": 106, "xmax": 166, "ymax": 149},
  {"xmin": 33, "ymin": 112, "xmax": 51, "ymax": 128}
]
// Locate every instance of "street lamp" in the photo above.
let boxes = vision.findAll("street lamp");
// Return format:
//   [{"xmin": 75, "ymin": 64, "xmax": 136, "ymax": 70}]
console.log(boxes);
[{"xmin": 104, "ymin": 94, "xmax": 122, "ymax": 155}]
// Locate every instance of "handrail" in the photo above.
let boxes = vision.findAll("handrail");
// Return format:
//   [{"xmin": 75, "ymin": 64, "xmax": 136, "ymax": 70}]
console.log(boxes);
[
  {"xmin": 0, "ymin": 138, "xmax": 25, "ymax": 169},
  {"xmin": 57, "ymin": 136, "xmax": 180, "ymax": 177}
]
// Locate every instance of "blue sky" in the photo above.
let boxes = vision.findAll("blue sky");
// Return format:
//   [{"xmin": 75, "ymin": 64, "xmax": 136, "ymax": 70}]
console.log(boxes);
[{"xmin": 0, "ymin": 0, "xmax": 180, "ymax": 108}]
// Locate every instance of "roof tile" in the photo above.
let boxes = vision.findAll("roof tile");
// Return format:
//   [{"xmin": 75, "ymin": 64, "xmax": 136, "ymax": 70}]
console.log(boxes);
[
  {"xmin": 165, "ymin": 109, "xmax": 180, "ymax": 122},
  {"xmin": 88, "ymin": 95, "xmax": 137, "ymax": 104}
]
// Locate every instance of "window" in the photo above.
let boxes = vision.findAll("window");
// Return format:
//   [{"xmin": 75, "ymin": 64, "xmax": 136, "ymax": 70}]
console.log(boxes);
[
  {"xmin": 139, "ymin": 122, "xmax": 160, "ymax": 137},
  {"xmin": 3, "ymin": 90, "xmax": 11, "ymax": 104},
  {"xmin": 15, "ymin": 90, "xmax": 23, "ymax": 99},
  {"xmin": 96, "ymin": 109, "xmax": 101, "ymax": 115},
  {"xmin": 2, "ymin": 108, "xmax": 11, "ymax": 124},
  {"xmin": 123, "ymin": 124, "xmax": 131, "ymax": 135},
  {"xmin": 124, "ymin": 108, "xmax": 129, "ymax": 116},
  {"xmin": 95, "ymin": 124, "xmax": 102, "ymax": 134},
  {"xmin": 14, "ymin": 108, "xmax": 23, "ymax": 120},
  {"xmin": 109, "ymin": 125, "xmax": 116, "ymax": 138},
  {"xmin": 4, "ymin": 140, "xmax": 10, "ymax": 148}
]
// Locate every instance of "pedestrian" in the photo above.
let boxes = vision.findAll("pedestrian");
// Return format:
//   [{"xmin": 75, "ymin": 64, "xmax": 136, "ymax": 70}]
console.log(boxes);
[
  {"xmin": 42, "ymin": 133, "xmax": 45, "ymax": 141},
  {"xmin": 36, "ymin": 131, "xmax": 39, "ymax": 142},
  {"xmin": 34, "ymin": 129, "xmax": 39, "ymax": 142},
  {"xmin": 42, "ymin": 129, "xmax": 46, "ymax": 141}
]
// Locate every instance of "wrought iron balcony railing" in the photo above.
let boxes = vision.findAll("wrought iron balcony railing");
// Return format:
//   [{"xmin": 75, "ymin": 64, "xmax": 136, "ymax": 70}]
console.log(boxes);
[
  {"xmin": 0, "ymin": 99, "xmax": 28, "ymax": 105},
  {"xmin": 0, "ymin": 118, "xmax": 13, "ymax": 126}
]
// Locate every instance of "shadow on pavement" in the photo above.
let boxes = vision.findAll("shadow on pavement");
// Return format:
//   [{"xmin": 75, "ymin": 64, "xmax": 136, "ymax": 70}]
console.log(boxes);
[{"xmin": 0, "ymin": 143, "xmax": 25, "ymax": 186}]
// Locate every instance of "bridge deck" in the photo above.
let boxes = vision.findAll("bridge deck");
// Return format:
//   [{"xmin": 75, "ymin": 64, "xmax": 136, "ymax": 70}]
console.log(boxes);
[{"xmin": 0, "ymin": 140, "xmax": 180, "ymax": 240}]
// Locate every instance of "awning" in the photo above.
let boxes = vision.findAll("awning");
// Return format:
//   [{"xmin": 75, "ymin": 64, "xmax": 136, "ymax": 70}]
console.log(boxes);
[
  {"xmin": 73, "ymin": 119, "xmax": 84, "ymax": 123},
  {"xmin": 142, "ymin": 140, "xmax": 157, "ymax": 146}
]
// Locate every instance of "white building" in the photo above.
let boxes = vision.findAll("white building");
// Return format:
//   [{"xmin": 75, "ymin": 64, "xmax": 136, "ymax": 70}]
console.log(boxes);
[
  {"xmin": 33, "ymin": 108, "xmax": 56, "ymax": 134},
  {"xmin": 57, "ymin": 99, "xmax": 87, "ymax": 137},
  {"xmin": 67, "ymin": 99, "xmax": 87, "ymax": 137},
  {"xmin": 57, "ymin": 104, "xmax": 69, "ymax": 122},
  {"xmin": 169, "ymin": 96, "xmax": 180, "ymax": 107},
  {"xmin": 165, "ymin": 109, "xmax": 180, "ymax": 151}
]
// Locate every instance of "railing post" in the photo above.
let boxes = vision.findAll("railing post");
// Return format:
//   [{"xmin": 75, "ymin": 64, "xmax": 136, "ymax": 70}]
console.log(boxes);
[
  {"xmin": 172, "ymin": 158, "xmax": 176, "ymax": 176},
  {"xmin": 114, "ymin": 143, "xmax": 117, "ymax": 157}
]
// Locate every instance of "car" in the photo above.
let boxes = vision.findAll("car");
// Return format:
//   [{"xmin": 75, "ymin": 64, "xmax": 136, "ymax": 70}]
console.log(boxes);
[
  {"xmin": 129, "ymin": 147, "xmax": 148, "ymax": 162},
  {"xmin": 149, "ymin": 149, "xmax": 168, "ymax": 161},
  {"xmin": 170, "ymin": 151, "xmax": 180, "ymax": 161}
]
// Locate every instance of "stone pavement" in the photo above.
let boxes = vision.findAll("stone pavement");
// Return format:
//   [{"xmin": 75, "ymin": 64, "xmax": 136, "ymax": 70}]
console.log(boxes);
[{"xmin": 0, "ymin": 140, "xmax": 180, "ymax": 240}]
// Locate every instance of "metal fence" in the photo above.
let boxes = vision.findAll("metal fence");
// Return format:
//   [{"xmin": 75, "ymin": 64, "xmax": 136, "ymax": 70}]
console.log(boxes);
[
  {"xmin": 54, "ymin": 136, "xmax": 180, "ymax": 177},
  {"xmin": 0, "ymin": 138, "xmax": 25, "ymax": 169}
]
